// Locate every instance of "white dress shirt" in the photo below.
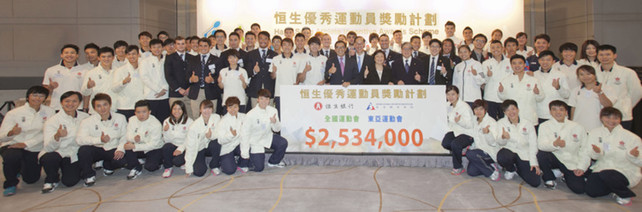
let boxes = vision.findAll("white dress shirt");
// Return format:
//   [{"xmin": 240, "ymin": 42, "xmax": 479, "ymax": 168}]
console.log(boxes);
[{"xmin": 42, "ymin": 61, "xmax": 87, "ymax": 110}]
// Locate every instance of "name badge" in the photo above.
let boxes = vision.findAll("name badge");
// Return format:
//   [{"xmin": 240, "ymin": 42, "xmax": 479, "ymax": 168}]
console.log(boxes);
[
  {"xmin": 208, "ymin": 64, "xmax": 216, "ymax": 70},
  {"xmin": 266, "ymin": 58, "xmax": 273, "ymax": 63}
]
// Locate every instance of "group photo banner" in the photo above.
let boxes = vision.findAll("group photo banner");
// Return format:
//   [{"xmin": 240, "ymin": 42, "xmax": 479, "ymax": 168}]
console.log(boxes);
[
  {"xmin": 197, "ymin": 0, "xmax": 524, "ymax": 41},
  {"xmin": 280, "ymin": 85, "xmax": 449, "ymax": 154}
]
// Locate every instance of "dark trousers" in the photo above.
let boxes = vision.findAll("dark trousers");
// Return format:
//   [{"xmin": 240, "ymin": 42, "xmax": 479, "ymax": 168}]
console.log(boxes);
[
  {"xmin": 249, "ymin": 134, "xmax": 288, "ymax": 172},
  {"xmin": 116, "ymin": 109, "xmax": 135, "ymax": 120},
  {"xmin": 586, "ymin": 170, "xmax": 636, "ymax": 198},
  {"xmin": 78, "ymin": 146, "xmax": 126, "ymax": 179},
  {"xmin": 148, "ymin": 99, "xmax": 170, "ymax": 122},
  {"xmin": 208, "ymin": 139, "xmax": 221, "ymax": 169},
  {"xmin": 192, "ymin": 149, "xmax": 209, "ymax": 177},
  {"xmin": 39, "ymin": 152, "xmax": 80, "ymax": 187},
  {"xmin": 1, "ymin": 147, "xmax": 40, "ymax": 188},
  {"xmin": 220, "ymin": 146, "xmax": 249, "ymax": 175},
  {"xmin": 441, "ymin": 132, "xmax": 474, "ymax": 169},
  {"xmin": 621, "ymin": 121, "xmax": 632, "ymax": 131},
  {"xmin": 487, "ymin": 101, "xmax": 504, "ymax": 120},
  {"xmin": 536, "ymin": 118, "xmax": 548, "ymax": 134},
  {"xmin": 274, "ymin": 97, "xmax": 281, "ymax": 119},
  {"xmin": 536, "ymin": 151, "xmax": 586, "ymax": 194},
  {"xmin": 466, "ymin": 149, "xmax": 496, "ymax": 177},
  {"xmin": 496, "ymin": 148, "xmax": 541, "ymax": 187},
  {"xmin": 161, "ymin": 143, "xmax": 185, "ymax": 168},
  {"xmin": 124, "ymin": 149, "xmax": 162, "ymax": 172}
]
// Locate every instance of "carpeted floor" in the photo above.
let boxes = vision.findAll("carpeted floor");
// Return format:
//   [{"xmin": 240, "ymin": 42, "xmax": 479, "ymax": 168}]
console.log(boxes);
[{"xmin": 0, "ymin": 157, "xmax": 640, "ymax": 212}]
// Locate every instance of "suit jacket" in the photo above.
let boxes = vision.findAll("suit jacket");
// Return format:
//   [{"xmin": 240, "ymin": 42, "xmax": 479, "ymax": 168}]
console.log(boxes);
[
  {"xmin": 164, "ymin": 52, "xmax": 191, "ymax": 98},
  {"xmin": 426, "ymin": 55, "xmax": 454, "ymax": 85},
  {"xmin": 471, "ymin": 50, "xmax": 487, "ymax": 63},
  {"xmin": 246, "ymin": 48, "xmax": 278, "ymax": 98},
  {"xmin": 319, "ymin": 49, "xmax": 337, "ymax": 59},
  {"xmin": 384, "ymin": 49, "xmax": 402, "ymax": 66},
  {"xmin": 325, "ymin": 55, "xmax": 360, "ymax": 85},
  {"xmin": 349, "ymin": 53, "xmax": 373, "ymax": 84},
  {"xmin": 363, "ymin": 65, "xmax": 394, "ymax": 84},
  {"xmin": 186, "ymin": 54, "xmax": 221, "ymax": 100},
  {"xmin": 391, "ymin": 57, "xmax": 427, "ymax": 84}
]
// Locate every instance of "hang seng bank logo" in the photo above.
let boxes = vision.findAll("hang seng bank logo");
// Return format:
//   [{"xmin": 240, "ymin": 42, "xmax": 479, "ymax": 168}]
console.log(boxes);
[{"xmin": 314, "ymin": 102, "xmax": 322, "ymax": 111}]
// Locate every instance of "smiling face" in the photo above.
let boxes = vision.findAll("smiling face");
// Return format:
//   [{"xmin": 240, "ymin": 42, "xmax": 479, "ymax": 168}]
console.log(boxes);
[
  {"xmin": 61, "ymin": 94, "xmax": 80, "ymax": 114},
  {"xmin": 258, "ymin": 96, "xmax": 270, "ymax": 109},
  {"xmin": 99, "ymin": 52, "xmax": 114, "ymax": 68},
  {"xmin": 598, "ymin": 50, "xmax": 616, "ymax": 65},
  {"xmin": 374, "ymin": 52, "xmax": 385, "ymax": 65},
  {"xmin": 538, "ymin": 55, "xmax": 554, "ymax": 70},
  {"xmin": 510, "ymin": 58, "xmax": 526, "ymax": 74},
  {"xmin": 473, "ymin": 106, "xmax": 486, "ymax": 119},
  {"xmin": 550, "ymin": 105, "xmax": 567, "ymax": 122},
  {"xmin": 227, "ymin": 104, "xmax": 239, "ymax": 116},
  {"xmin": 27, "ymin": 93, "xmax": 46, "ymax": 108},
  {"xmin": 458, "ymin": 47, "xmax": 471, "ymax": 60},
  {"xmin": 446, "ymin": 90, "xmax": 458, "ymax": 104},
  {"xmin": 504, "ymin": 105, "xmax": 519, "ymax": 120},
  {"xmin": 577, "ymin": 69, "xmax": 596, "ymax": 85},
  {"xmin": 126, "ymin": 49, "xmax": 139, "ymax": 65},
  {"xmin": 171, "ymin": 104, "xmax": 183, "ymax": 120},
  {"xmin": 534, "ymin": 39, "xmax": 550, "ymax": 53},
  {"xmin": 93, "ymin": 100, "xmax": 111, "ymax": 117},
  {"xmin": 198, "ymin": 41, "xmax": 210, "ymax": 55},
  {"xmin": 585, "ymin": 44, "xmax": 597, "ymax": 58},
  {"xmin": 601, "ymin": 114, "xmax": 621, "ymax": 129},
  {"xmin": 60, "ymin": 47, "xmax": 79, "ymax": 64}
]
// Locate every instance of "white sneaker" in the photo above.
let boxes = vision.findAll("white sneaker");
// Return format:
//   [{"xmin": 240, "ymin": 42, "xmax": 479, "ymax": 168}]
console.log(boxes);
[
  {"xmin": 162, "ymin": 168, "xmax": 173, "ymax": 178},
  {"xmin": 238, "ymin": 167, "xmax": 249, "ymax": 173},
  {"xmin": 490, "ymin": 170, "xmax": 501, "ymax": 181},
  {"xmin": 103, "ymin": 169, "xmax": 114, "ymax": 176},
  {"xmin": 42, "ymin": 182, "xmax": 59, "ymax": 193},
  {"xmin": 211, "ymin": 168, "xmax": 221, "ymax": 176},
  {"xmin": 504, "ymin": 171, "xmax": 517, "ymax": 180},
  {"xmin": 84, "ymin": 176, "xmax": 96, "ymax": 187},
  {"xmin": 544, "ymin": 180, "xmax": 557, "ymax": 189},
  {"xmin": 94, "ymin": 161, "xmax": 103, "ymax": 170},
  {"xmin": 180, "ymin": 165, "xmax": 186, "ymax": 170},
  {"xmin": 138, "ymin": 158, "xmax": 146, "ymax": 165},
  {"xmin": 267, "ymin": 161, "xmax": 286, "ymax": 168},
  {"xmin": 552, "ymin": 169, "xmax": 563, "ymax": 179},
  {"xmin": 127, "ymin": 169, "xmax": 142, "ymax": 180},
  {"xmin": 613, "ymin": 194, "xmax": 633, "ymax": 206}
]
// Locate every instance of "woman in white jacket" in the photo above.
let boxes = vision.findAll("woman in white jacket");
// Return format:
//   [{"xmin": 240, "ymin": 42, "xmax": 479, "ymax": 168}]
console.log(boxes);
[
  {"xmin": 216, "ymin": 97, "xmax": 249, "ymax": 175},
  {"xmin": 452, "ymin": 46, "xmax": 485, "ymax": 105},
  {"xmin": 496, "ymin": 99, "xmax": 541, "ymax": 187},
  {"xmin": 585, "ymin": 107, "xmax": 642, "ymax": 205},
  {"xmin": 161, "ymin": 100, "xmax": 193, "ymax": 178},
  {"xmin": 465, "ymin": 99, "xmax": 501, "ymax": 181},
  {"xmin": 441, "ymin": 86, "xmax": 475, "ymax": 175},
  {"xmin": 185, "ymin": 100, "xmax": 221, "ymax": 177}
]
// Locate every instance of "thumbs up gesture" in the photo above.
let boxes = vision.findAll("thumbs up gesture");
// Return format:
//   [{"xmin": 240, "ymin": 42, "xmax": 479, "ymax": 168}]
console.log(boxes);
[
  {"xmin": 163, "ymin": 122, "xmax": 170, "ymax": 131},
  {"xmin": 592, "ymin": 144, "xmax": 601, "ymax": 153},
  {"xmin": 8, "ymin": 124, "xmax": 21, "ymax": 136},
  {"xmin": 487, "ymin": 67, "xmax": 493, "ymax": 77},
  {"xmin": 54, "ymin": 124, "xmax": 67, "ymax": 141},
  {"xmin": 205, "ymin": 128, "xmax": 213, "ymax": 139},
  {"xmin": 440, "ymin": 64, "xmax": 447, "ymax": 75},
  {"xmin": 303, "ymin": 62, "xmax": 311, "ymax": 73},
  {"xmin": 270, "ymin": 64, "xmax": 277, "ymax": 79},
  {"xmin": 253, "ymin": 62, "xmax": 260, "ymax": 73},
  {"xmin": 364, "ymin": 66, "xmax": 370, "ymax": 78},
  {"xmin": 329, "ymin": 63, "xmax": 337, "ymax": 74},
  {"xmin": 630, "ymin": 146, "xmax": 639, "ymax": 157},
  {"xmin": 593, "ymin": 84, "xmax": 602, "ymax": 94},
  {"xmin": 230, "ymin": 127, "xmax": 237, "ymax": 136},
  {"xmin": 501, "ymin": 128, "xmax": 510, "ymax": 139},
  {"xmin": 471, "ymin": 67, "xmax": 478, "ymax": 76},
  {"xmin": 205, "ymin": 73, "xmax": 214, "ymax": 84},
  {"xmin": 498, "ymin": 83, "xmax": 504, "ymax": 92},
  {"xmin": 552, "ymin": 78, "xmax": 560, "ymax": 90},
  {"xmin": 553, "ymin": 136, "xmax": 566, "ymax": 148},
  {"xmin": 122, "ymin": 73, "xmax": 132, "ymax": 85},
  {"xmin": 49, "ymin": 78, "xmax": 59, "ymax": 89},
  {"xmin": 414, "ymin": 71, "xmax": 421, "ymax": 82},
  {"xmin": 482, "ymin": 125, "xmax": 490, "ymax": 134},
  {"xmin": 533, "ymin": 84, "xmax": 540, "ymax": 94},
  {"xmin": 134, "ymin": 134, "xmax": 141, "ymax": 142},
  {"xmin": 87, "ymin": 77, "xmax": 96, "ymax": 89},
  {"xmin": 189, "ymin": 71, "xmax": 198, "ymax": 83},
  {"xmin": 454, "ymin": 114, "xmax": 462, "ymax": 123},
  {"xmin": 270, "ymin": 114, "xmax": 277, "ymax": 123},
  {"xmin": 101, "ymin": 132, "xmax": 110, "ymax": 143}
]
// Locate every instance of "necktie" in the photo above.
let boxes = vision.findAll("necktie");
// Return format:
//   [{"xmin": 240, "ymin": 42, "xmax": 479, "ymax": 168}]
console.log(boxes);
[
  {"xmin": 200, "ymin": 55, "xmax": 206, "ymax": 87},
  {"xmin": 429, "ymin": 57, "xmax": 436, "ymax": 84},
  {"xmin": 404, "ymin": 59, "xmax": 410, "ymax": 73},
  {"xmin": 413, "ymin": 51, "xmax": 417, "ymax": 58},
  {"xmin": 340, "ymin": 57, "xmax": 345, "ymax": 76},
  {"xmin": 357, "ymin": 56, "xmax": 362, "ymax": 72},
  {"xmin": 261, "ymin": 49, "xmax": 266, "ymax": 60},
  {"xmin": 179, "ymin": 53, "xmax": 184, "ymax": 61},
  {"xmin": 326, "ymin": 50, "xmax": 329, "ymax": 56}
]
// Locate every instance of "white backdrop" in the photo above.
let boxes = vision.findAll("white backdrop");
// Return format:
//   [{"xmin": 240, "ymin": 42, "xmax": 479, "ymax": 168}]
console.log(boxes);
[{"xmin": 197, "ymin": 0, "xmax": 524, "ymax": 42}]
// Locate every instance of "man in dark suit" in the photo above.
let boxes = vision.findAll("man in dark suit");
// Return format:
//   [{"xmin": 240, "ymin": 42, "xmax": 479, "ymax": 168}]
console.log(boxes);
[
  {"xmin": 349, "ymin": 36, "xmax": 373, "ymax": 85},
  {"xmin": 246, "ymin": 31, "xmax": 278, "ymax": 109},
  {"xmin": 186, "ymin": 38, "xmax": 221, "ymax": 117},
  {"xmin": 391, "ymin": 42, "xmax": 427, "ymax": 85},
  {"xmin": 379, "ymin": 34, "xmax": 402, "ymax": 67},
  {"xmin": 164, "ymin": 36, "xmax": 194, "ymax": 117},
  {"xmin": 426, "ymin": 39, "xmax": 454, "ymax": 85},
  {"xmin": 325, "ymin": 41, "xmax": 360, "ymax": 86},
  {"xmin": 319, "ymin": 33, "xmax": 337, "ymax": 59},
  {"xmin": 410, "ymin": 36, "xmax": 431, "ymax": 66},
  {"xmin": 218, "ymin": 32, "xmax": 249, "ymax": 72}
]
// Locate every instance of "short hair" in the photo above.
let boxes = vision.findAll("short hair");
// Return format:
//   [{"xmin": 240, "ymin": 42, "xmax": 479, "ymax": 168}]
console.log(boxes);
[
  {"xmin": 229, "ymin": 32, "xmax": 240, "ymax": 39},
  {"xmin": 284, "ymin": 27, "xmax": 294, "ymax": 32},
  {"xmin": 458, "ymin": 45, "xmax": 471, "ymax": 52},
  {"xmin": 149, "ymin": 39, "xmax": 163, "ymax": 46},
  {"xmin": 169, "ymin": 100, "xmax": 189, "ymax": 125},
  {"xmin": 294, "ymin": 33, "xmax": 305, "ymax": 40},
  {"xmin": 198, "ymin": 38, "xmax": 211, "ymax": 46},
  {"xmin": 501, "ymin": 99, "xmax": 518, "ymax": 111},
  {"xmin": 549, "ymin": 100, "xmax": 568, "ymax": 110},
  {"xmin": 92, "ymin": 93, "xmax": 111, "ymax": 108},
  {"xmin": 185, "ymin": 36, "xmax": 193, "ymax": 42},
  {"xmin": 258, "ymin": 31, "xmax": 271, "ymax": 39},
  {"xmin": 60, "ymin": 91, "xmax": 82, "ymax": 103},
  {"xmin": 491, "ymin": 29, "xmax": 503, "ymax": 37},
  {"xmin": 113, "ymin": 40, "xmax": 128, "ymax": 49},
  {"xmin": 534, "ymin": 34, "xmax": 551, "ymax": 43},
  {"xmin": 559, "ymin": 42, "xmax": 578, "ymax": 53},
  {"xmin": 272, "ymin": 35, "xmax": 282, "ymax": 42},
  {"xmin": 225, "ymin": 49, "xmax": 240, "ymax": 59},
  {"xmin": 379, "ymin": 34, "xmax": 389, "ymax": 39},
  {"xmin": 200, "ymin": 99, "xmax": 214, "ymax": 110},
  {"xmin": 401, "ymin": 42, "xmax": 412, "ymax": 49},
  {"xmin": 410, "ymin": 35, "xmax": 421, "ymax": 42},
  {"xmin": 126, "ymin": 45, "xmax": 139, "ymax": 53},
  {"xmin": 576, "ymin": 65, "xmax": 597, "ymax": 81},
  {"xmin": 157, "ymin": 31, "xmax": 169, "ymax": 38},
  {"xmin": 429, "ymin": 39, "xmax": 442, "ymax": 47},
  {"xmin": 258, "ymin": 89, "xmax": 272, "ymax": 98},
  {"xmin": 472, "ymin": 99, "xmax": 488, "ymax": 111},
  {"xmin": 334, "ymin": 40, "xmax": 346, "ymax": 48},
  {"xmin": 372, "ymin": 50, "xmax": 385, "ymax": 59},
  {"xmin": 463, "ymin": 26, "xmax": 473, "ymax": 32},
  {"xmin": 98, "ymin": 46, "xmax": 114, "ymax": 56},
  {"xmin": 84, "ymin": 43, "xmax": 99, "ymax": 51},
  {"xmin": 138, "ymin": 31, "xmax": 153, "ymax": 39},
  {"xmin": 473, "ymin": 33, "xmax": 487, "ymax": 41},
  {"xmin": 234, "ymin": 28, "xmax": 243, "ymax": 33},
  {"xmin": 245, "ymin": 31, "xmax": 256, "ymax": 38},
  {"xmin": 490, "ymin": 40, "xmax": 502, "ymax": 46},
  {"xmin": 225, "ymin": 96, "xmax": 241, "ymax": 107},
  {"xmin": 251, "ymin": 23, "xmax": 261, "ymax": 29},
  {"xmin": 175, "ymin": 36, "xmax": 185, "ymax": 41},
  {"xmin": 580, "ymin": 40, "xmax": 600, "ymax": 60},
  {"xmin": 504, "ymin": 37, "xmax": 518, "ymax": 47},
  {"xmin": 597, "ymin": 44, "xmax": 617, "ymax": 54},
  {"xmin": 214, "ymin": 29, "xmax": 227, "ymax": 38},
  {"xmin": 600, "ymin": 107, "xmax": 622, "ymax": 119},
  {"xmin": 445, "ymin": 21, "xmax": 455, "ymax": 27},
  {"xmin": 26, "ymin": 85, "xmax": 49, "ymax": 99},
  {"xmin": 134, "ymin": 100, "xmax": 151, "ymax": 110},
  {"xmin": 392, "ymin": 30, "xmax": 402, "ymax": 35},
  {"xmin": 308, "ymin": 37, "xmax": 321, "ymax": 46},
  {"xmin": 510, "ymin": 54, "xmax": 526, "ymax": 63},
  {"xmin": 347, "ymin": 31, "xmax": 357, "ymax": 37},
  {"xmin": 190, "ymin": 36, "xmax": 200, "ymax": 41},
  {"xmin": 421, "ymin": 31, "xmax": 433, "ymax": 39},
  {"xmin": 61, "ymin": 44, "xmax": 79, "ymax": 54},
  {"xmin": 368, "ymin": 33, "xmax": 379, "ymax": 42},
  {"xmin": 282, "ymin": 38, "xmax": 294, "ymax": 46},
  {"xmin": 516, "ymin": 32, "xmax": 528, "ymax": 39},
  {"xmin": 301, "ymin": 27, "xmax": 311, "ymax": 32},
  {"xmin": 163, "ymin": 38, "xmax": 175, "ymax": 46},
  {"xmin": 355, "ymin": 36, "xmax": 365, "ymax": 43},
  {"xmin": 538, "ymin": 50, "xmax": 555, "ymax": 60},
  {"xmin": 445, "ymin": 85, "xmax": 459, "ymax": 94}
]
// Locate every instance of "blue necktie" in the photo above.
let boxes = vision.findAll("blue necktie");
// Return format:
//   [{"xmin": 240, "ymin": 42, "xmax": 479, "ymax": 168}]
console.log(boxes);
[
  {"xmin": 200, "ymin": 55, "xmax": 206, "ymax": 87},
  {"xmin": 429, "ymin": 57, "xmax": 436, "ymax": 84},
  {"xmin": 404, "ymin": 59, "xmax": 409, "ymax": 73},
  {"xmin": 357, "ymin": 56, "xmax": 362, "ymax": 72}
]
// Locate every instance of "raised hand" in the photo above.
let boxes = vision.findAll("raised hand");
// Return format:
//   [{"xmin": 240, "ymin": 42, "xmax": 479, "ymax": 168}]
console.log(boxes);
[
  {"xmin": 303, "ymin": 62, "xmax": 311, "ymax": 73},
  {"xmin": 329, "ymin": 63, "xmax": 337, "ymax": 74},
  {"xmin": 552, "ymin": 78, "xmax": 560, "ymax": 90},
  {"xmin": 270, "ymin": 114, "xmax": 277, "ymax": 123},
  {"xmin": 486, "ymin": 67, "xmax": 493, "ymax": 77},
  {"xmin": 87, "ymin": 77, "xmax": 96, "ymax": 89},
  {"xmin": 364, "ymin": 66, "xmax": 369, "ymax": 78},
  {"xmin": 553, "ymin": 136, "xmax": 565, "ymax": 148},
  {"xmin": 7, "ymin": 124, "xmax": 21, "ymax": 136},
  {"xmin": 482, "ymin": 125, "xmax": 490, "ymax": 134},
  {"xmin": 230, "ymin": 127, "xmax": 237, "ymax": 136},
  {"xmin": 593, "ymin": 84, "xmax": 602, "ymax": 94},
  {"xmin": 414, "ymin": 71, "xmax": 421, "ymax": 82},
  {"xmin": 533, "ymin": 84, "xmax": 540, "ymax": 94},
  {"xmin": 471, "ymin": 67, "xmax": 477, "ymax": 76},
  {"xmin": 501, "ymin": 128, "xmax": 510, "ymax": 139},
  {"xmin": 631, "ymin": 146, "xmax": 639, "ymax": 157},
  {"xmin": 440, "ymin": 64, "xmax": 447, "ymax": 75},
  {"xmin": 498, "ymin": 83, "xmax": 504, "ymax": 92},
  {"xmin": 101, "ymin": 132, "xmax": 110, "ymax": 143},
  {"xmin": 123, "ymin": 73, "xmax": 132, "ymax": 84},
  {"xmin": 163, "ymin": 122, "xmax": 170, "ymax": 131},
  {"xmin": 55, "ymin": 124, "xmax": 68, "ymax": 141},
  {"xmin": 134, "ymin": 135, "xmax": 141, "ymax": 142},
  {"xmin": 49, "ymin": 78, "xmax": 59, "ymax": 89},
  {"xmin": 591, "ymin": 144, "xmax": 601, "ymax": 153},
  {"xmin": 253, "ymin": 62, "xmax": 260, "ymax": 73},
  {"xmin": 205, "ymin": 73, "xmax": 214, "ymax": 84},
  {"xmin": 205, "ymin": 128, "xmax": 212, "ymax": 139},
  {"xmin": 190, "ymin": 71, "xmax": 198, "ymax": 83}
]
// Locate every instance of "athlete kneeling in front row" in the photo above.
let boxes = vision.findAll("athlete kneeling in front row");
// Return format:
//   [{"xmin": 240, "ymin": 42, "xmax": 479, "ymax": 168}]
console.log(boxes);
[
  {"xmin": 122, "ymin": 100, "xmax": 164, "ymax": 180},
  {"xmin": 161, "ymin": 100, "xmax": 193, "ymax": 178},
  {"xmin": 185, "ymin": 100, "xmax": 221, "ymax": 177},
  {"xmin": 216, "ymin": 97, "xmax": 249, "ymax": 175}
]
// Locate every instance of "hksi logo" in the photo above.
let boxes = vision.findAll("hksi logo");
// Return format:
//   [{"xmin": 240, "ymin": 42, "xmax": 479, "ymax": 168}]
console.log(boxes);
[
  {"xmin": 314, "ymin": 102, "xmax": 323, "ymax": 111},
  {"xmin": 367, "ymin": 103, "xmax": 375, "ymax": 111}
]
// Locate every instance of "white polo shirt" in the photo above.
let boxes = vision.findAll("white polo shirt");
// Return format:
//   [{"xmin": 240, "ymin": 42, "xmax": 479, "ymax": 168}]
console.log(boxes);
[
  {"xmin": 42, "ymin": 61, "xmax": 87, "ymax": 110},
  {"xmin": 0, "ymin": 104, "xmax": 56, "ymax": 152},
  {"xmin": 533, "ymin": 68, "xmax": 570, "ymax": 119},
  {"xmin": 568, "ymin": 84, "xmax": 618, "ymax": 131},
  {"xmin": 139, "ymin": 55, "xmax": 169, "ymax": 100},
  {"xmin": 40, "ymin": 110, "xmax": 90, "ymax": 163},
  {"xmin": 219, "ymin": 66, "xmax": 249, "ymax": 106},
  {"xmin": 299, "ymin": 54, "xmax": 328, "ymax": 85},
  {"xmin": 595, "ymin": 63, "xmax": 642, "ymax": 121},
  {"xmin": 498, "ymin": 73, "xmax": 546, "ymax": 125},
  {"xmin": 552, "ymin": 60, "xmax": 587, "ymax": 92},
  {"xmin": 269, "ymin": 53, "xmax": 303, "ymax": 97}
]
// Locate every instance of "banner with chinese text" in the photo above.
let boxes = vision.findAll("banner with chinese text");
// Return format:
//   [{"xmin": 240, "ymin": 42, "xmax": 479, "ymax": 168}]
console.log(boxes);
[{"xmin": 280, "ymin": 85, "xmax": 449, "ymax": 153}]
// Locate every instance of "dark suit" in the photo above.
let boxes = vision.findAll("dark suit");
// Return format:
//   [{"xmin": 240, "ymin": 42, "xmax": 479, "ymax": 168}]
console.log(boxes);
[
  {"xmin": 325, "ymin": 55, "xmax": 360, "ymax": 85},
  {"xmin": 186, "ymin": 54, "xmax": 221, "ymax": 100},
  {"xmin": 391, "ymin": 57, "xmax": 427, "ymax": 84},
  {"xmin": 383, "ymin": 49, "xmax": 402, "ymax": 66},
  {"xmin": 164, "ymin": 52, "xmax": 191, "ymax": 98},
  {"xmin": 246, "ymin": 48, "xmax": 278, "ymax": 98},
  {"xmin": 426, "ymin": 55, "xmax": 454, "ymax": 85},
  {"xmin": 363, "ymin": 65, "xmax": 394, "ymax": 84},
  {"xmin": 319, "ymin": 49, "xmax": 336, "ymax": 59},
  {"xmin": 349, "ymin": 53, "xmax": 373, "ymax": 84},
  {"xmin": 471, "ymin": 50, "xmax": 487, "ymax": 63}
]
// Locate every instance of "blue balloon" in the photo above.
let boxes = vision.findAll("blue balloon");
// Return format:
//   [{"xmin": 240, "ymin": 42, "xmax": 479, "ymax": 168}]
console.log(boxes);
[{"xmin": 213, "ymin": 21, "xmax": 221, "ymax": 28}]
